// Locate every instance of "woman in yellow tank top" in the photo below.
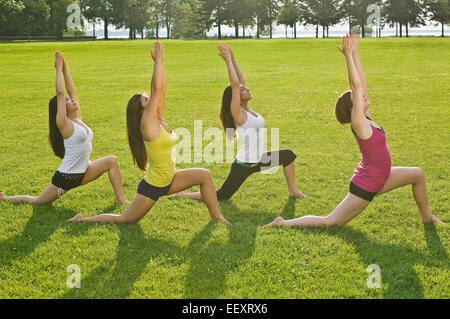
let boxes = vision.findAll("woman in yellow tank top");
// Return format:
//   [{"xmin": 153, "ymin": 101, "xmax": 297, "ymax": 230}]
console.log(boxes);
[{"xmin": 68, "ymin": 42, "xmax": 229, "ymax": 225}]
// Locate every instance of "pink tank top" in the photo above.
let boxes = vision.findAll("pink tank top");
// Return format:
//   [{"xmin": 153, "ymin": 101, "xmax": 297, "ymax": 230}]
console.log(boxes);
[{"xmin": 351, "ymin": 123, "xmax": 391, "ymax": 193}]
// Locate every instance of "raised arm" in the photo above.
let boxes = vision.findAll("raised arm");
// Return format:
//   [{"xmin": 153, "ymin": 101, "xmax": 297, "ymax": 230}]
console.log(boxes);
[
  {"xmin": 351, "ymin": 35, "xmax": 368, "ymax": 100},
  {"xmin": 142, "ymin": 42, "xmax": 164, "ymax": 130},
  {"xmin": 218, "ymin": 44, "xmax": 246, "ymax": 126},
  {"xmin": 226, "ymin": 44, "xmax": 246, "ymax": 86},
  {"xmin": 54, "ymin": 52, "xmax": 73, "ymax": 139},
  {"xmin": 338, "ymin": 34, "xmax": 370, "ymax": 138},
  {"xmin": 60, "ymin": 53, "xmax": 81, "ymax": 118},
  {"xmin": 157, "ymin": 67, "xmax": 166, "ymax": 120}
]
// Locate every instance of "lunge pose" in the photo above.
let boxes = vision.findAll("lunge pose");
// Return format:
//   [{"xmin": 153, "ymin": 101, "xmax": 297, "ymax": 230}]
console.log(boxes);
[
  {"xmin": 177, "ymin": 43, "xmax": 306, "ymax": 202},
  {"xmin": 0, "ymin": 51, "xmax": 128, "ymax": 205},
  {"xmin": 68, "ymin": 42, "xmax": 229, "ymax": 224},
  {"xmin": 265, "ymin": 33, "xmax": 444, "ymax": 229}
]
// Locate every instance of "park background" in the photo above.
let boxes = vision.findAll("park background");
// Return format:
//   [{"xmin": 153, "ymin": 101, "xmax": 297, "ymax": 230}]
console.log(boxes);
[
  {"xmin": 0, "ymin": 0, "xmax": 449, "ymax": 40},
  {"xmin": 0, "ymin": 0, "xmax": 449, "ymax": 299}
]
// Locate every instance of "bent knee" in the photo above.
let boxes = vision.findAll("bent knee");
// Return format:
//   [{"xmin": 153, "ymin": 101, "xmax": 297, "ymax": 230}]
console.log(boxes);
[
  {"xmin": 107, "ymin": 155, "xmax": 120, "ymax": 168},
  {"xmin": 199, "ymin": 168, "xmax": 212, "ymax": 181},
  {"xmin": 413, "ymin": 167, "xmax": 425, "ymax": 181}
]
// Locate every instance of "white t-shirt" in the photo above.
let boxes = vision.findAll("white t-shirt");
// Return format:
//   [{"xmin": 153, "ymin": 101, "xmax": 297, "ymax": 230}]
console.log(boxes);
[
  {"xmin": 236, "ymin": 110, "xmax": 265, "ymax": 163},
  {"xmin": 58, "ymin": 119, "xmax": 93, "ymax": 174}
]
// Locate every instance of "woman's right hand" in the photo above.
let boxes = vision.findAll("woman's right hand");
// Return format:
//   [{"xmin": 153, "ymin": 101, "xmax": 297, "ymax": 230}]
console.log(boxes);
[
  {"xmin": 151, "ymin": 41, "xmax": 164, "ymax": 62},
  {"xmin": 337, "ymin": 33, "xmax": 356, "ymax": 56},
  {"xmin": 54, "ymin": 51, "xmax": 63, "ymax": 70},
  {"xmin": 218, "ymin": 43, "xmax": 232, "ymax": 62}
]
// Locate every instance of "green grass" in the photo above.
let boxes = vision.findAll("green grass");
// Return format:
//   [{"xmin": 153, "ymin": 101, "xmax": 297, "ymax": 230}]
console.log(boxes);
[{"xmin": 0, "ymin": 38, "xmax": 449, "ymax": 299}]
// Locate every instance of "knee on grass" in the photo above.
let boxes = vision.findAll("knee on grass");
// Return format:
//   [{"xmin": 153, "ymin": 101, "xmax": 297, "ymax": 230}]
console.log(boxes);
[{"xmin": 325, "ymin": 216, "xmax": 346, "ymax": 228}]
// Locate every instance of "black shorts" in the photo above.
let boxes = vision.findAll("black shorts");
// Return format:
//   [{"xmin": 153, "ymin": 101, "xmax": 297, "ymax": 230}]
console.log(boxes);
[
  {"xmin": 51, "ymin": 171, "xmax": 85, "ymax": 191},
  {"xmin": 137, "ymin": 178, "xmax": 171, "ymax": 201},
  {"xmin": 349, "ymin": 181, "xmax": 377, "ymax": 202}
]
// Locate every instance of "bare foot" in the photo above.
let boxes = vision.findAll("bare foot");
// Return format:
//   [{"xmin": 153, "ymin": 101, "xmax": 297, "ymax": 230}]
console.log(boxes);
[
  {"xmin": 0, "ymin": 192, "xmax": 5, "ymax": 200},
  {"xmin": 263, "ymin": 216, "xmax": 285, "ymax": 228},
  {"xmin": 67, "ymin": 214, "xmax": 84, "ymax": 223},
  {"xmin": 422, "ymin": 215, "xmax": 445, "ymax": 225},
  {"xmin": 212, "ymin": 215, "xmax": 231, "ymax": 225},
  {"xmin": 289, "ymin": 189, "xmax": 307, "ymax": 198}
]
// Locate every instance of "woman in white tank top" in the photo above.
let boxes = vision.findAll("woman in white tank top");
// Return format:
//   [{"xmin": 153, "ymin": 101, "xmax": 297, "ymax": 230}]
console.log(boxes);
[
  {"xmin": 1, "ymin": 52, "xmax": 128, "ymax": 205},
  {"xmin": 177, "ymin": 44, "xmax": 307, "ymax": 201}
]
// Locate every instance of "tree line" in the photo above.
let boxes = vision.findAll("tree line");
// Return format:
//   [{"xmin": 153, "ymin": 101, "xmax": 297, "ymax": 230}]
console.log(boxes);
[{"xmin": 0, "ymin": 0, "xmax": 448, "ymax": 39}]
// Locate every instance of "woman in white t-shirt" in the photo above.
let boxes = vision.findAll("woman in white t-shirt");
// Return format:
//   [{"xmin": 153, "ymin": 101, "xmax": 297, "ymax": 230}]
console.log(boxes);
[
  {"xmin": 177, "ymin": 44, "xmax": 307, "ymax": 201},
  {"xmin": 0, "ymin": 52, "xmax": 128, "ymax": 205}
]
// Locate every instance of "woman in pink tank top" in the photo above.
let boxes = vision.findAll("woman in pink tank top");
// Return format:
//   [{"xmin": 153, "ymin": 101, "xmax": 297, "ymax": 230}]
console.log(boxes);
[{"xmin": 265, "ymin": 33, "xmax": 444, "ymax": 229}]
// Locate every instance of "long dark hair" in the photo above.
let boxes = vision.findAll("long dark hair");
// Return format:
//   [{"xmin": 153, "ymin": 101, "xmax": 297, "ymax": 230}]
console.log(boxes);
[
  {"xmin": 219, "ymin": 85, "xmax": 237, "ymax": 140},
  {"xmin": 48, "ymin": 96, "xmax": 65, "ymax": 159},
  {"xmin": 126, "ymin": 94, "xmax": 148, "ymax": 172}
]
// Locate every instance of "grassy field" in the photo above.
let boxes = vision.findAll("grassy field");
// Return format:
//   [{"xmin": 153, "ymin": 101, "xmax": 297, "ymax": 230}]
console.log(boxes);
[{"xmin": 0, "ymin": 38, "xmax": 448, "ymax": 299}]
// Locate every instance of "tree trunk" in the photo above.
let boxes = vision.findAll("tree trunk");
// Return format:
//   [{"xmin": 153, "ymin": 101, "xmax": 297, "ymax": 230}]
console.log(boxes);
[
  {"xmin": 442, "ymin": 22, "xmax": 445, "ymax": 37},
  {"xmin": 235, "ymin": 22, "xmax": 239, "ymax": 38},
  {"xmin": 396, "ymin": 23, "xmax": 398, "ymax": 37},
  {"xmin": 218, "ymin": 22, "xmax": 222, "ymax": 39},
  {"xmin": 243, "ymin": 26, "xmax": 245, "ymax": 38},
  {"xmin": 269, "ymin": 19, "xmax": 273, "ymax": 39},
  {"xmin": 294, "ymin": 23, "xmax": 296, "ymax": 39},
  {"xmin": 406, "ymin": 23, "xmax": 409, "ymax": 38},
  {"xmin": 316, "ymin": 25, "xmax": 318, "ymax": 38},
  {"xmin": 166, "ymin": 19, "xmax": 170, "ymax": 39},
  {"xmin": 322, "ymin": 26, "xmax": 325, "ymax": 38},
  {"xmin": 256, "ymin": 16, "xmax": 260, "ymax": 39},
  {"xmin": 156, "ymin": 22, "xmax": 159, "ymax": 39},
  {"xmin": 327, "ymin": 26, "xmax": 329, "ymax": 38},
  {"xmin": 400, "ymin": 23, "xmax": 402, "ymax": 37},
  {"xmin": 285, "ymin": 26, "xmax": 287, "ymax": 39},
  {"xmin": 129, "ymin": 28, "xmax": 132, "ymax": 39},
  {"xmin": 104, "ymin": 18, "xmax": 108, "ymax": 40},
  {"xmin": 361, "ymin": 23, "xmax": 365, "ymax": 38},
  {"xmin": 93, "ymin": 22, "xmax": 95, "ymax": 37},
  {"xmin": 349, "ymin": 15, "xmax": 351, "ymax": 34}
]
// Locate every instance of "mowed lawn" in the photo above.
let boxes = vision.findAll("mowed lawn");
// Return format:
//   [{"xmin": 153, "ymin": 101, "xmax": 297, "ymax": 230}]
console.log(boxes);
[{"xmin": 0, "ymin": 38, "xmax": 448, "ymax": 299}]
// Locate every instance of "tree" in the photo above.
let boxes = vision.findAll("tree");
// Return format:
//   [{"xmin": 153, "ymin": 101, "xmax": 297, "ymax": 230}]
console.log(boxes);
[
  {"xmin": 224, "ymin": 0, "xmax": 255, "ymax": 38},
  {"xmin": 343, "ymin": 0, "xmax": 380, "ymax": 38},
  {"xmin": 46, "ymin": 0, "xmax": 73, "ymax": 39},
  {"xmin": 80, "ymin": 0, "xmax": 114, "ymax": 39},
  {"xmin": 425, "ymin": 0, "xmax": 448, "ymax": 36},
  {"xmin": 254, "ymin": 0, "xmax": 278, "ymax": 38},
  {"xmin": 172, "ymin": 0, "xmax": 206, "ymax": 38},
  {"xmin": 197, "ymin": 0, "xmax": 228, "ymax": 39},
  {"xmin": 160, "ymin": 0, "xmax": 178, "ymax": 38},
  {"xmin": 0, "ymin": 0, "xmax": 51, "ymax": 37},
  {"xmin": 384, "ymin": 0, "xmax": 426, "ymax": 37},
  {"xmin": 301, "ymin": 0, "xmax": 343, "ymax": 38},
  {"xmin": 278, "ymin": 0, "xmax": 300, "ymax": 38}
]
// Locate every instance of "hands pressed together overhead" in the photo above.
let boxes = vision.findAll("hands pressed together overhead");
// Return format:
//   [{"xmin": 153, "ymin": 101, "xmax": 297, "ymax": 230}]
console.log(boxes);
[{"xmin": 337, "ymin": 32, "xmax": 359, "ymax": 56}]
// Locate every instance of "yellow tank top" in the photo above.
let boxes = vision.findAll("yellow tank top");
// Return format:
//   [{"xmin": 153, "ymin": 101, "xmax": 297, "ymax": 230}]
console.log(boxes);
[{"xmin": 144, "ymin": 126, "xmax": 178, "ymax": 187}]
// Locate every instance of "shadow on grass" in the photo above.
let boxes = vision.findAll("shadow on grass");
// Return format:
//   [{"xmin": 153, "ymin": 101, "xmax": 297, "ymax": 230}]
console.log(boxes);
[
  {"xmin": 62, "ymin": 222, "xmax": 184, "ymax": 298},
  {"xmin": 0, "ymin": 204, "xmax": 78, "ymax": 267},
  {"xmin": 61, "ymin": 197, "xmax": 299, "ymax": 298},
  {"xmin": 182, "ymin": 200, "xmax": 275, "ymax": 298},
  {"xmin": 316, "ymin": 225, "xmax": 448, "ymax": 298}
]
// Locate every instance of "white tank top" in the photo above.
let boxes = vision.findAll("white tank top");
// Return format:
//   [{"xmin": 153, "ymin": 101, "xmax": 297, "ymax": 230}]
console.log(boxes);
[
  {"xmin": 58, "ymin": 119, "xmax": 93, "ymax": 174},
  {"xmin": 236, "ymin": 110, "xmax": 265, "ymax": 163}
]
